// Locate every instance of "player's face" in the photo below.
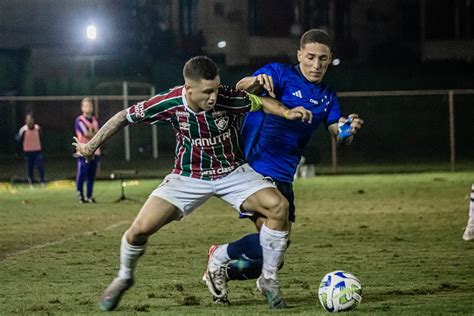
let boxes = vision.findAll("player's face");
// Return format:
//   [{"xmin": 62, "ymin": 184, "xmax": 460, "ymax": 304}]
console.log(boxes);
[
  {"xmin": 185, "ymin": 76, "xmax": 220, "ymax": 112},
  {"xmin": 25, "ymin": 115, "xmax": 34, "ymax": 128},
  {"xmin": 297, "ymin": 42, "xmax": 332, "ymax": 83},
  {"xmin": 81, "ymin": 101, "xmax": 94, "ymax": 117}
]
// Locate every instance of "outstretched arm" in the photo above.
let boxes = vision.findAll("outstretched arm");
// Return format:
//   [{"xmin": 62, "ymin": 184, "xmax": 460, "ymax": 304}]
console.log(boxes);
[
  {"xmin": 252, "ymin": 95, "xmax": 312, "ymax": 123},
  {"xmin": 237, "ymin": 74, "xmax": 276, "ymax": 98},
  {"xmin": 73, "ymin": 110, "xmax": 128, "ymax": 160}
]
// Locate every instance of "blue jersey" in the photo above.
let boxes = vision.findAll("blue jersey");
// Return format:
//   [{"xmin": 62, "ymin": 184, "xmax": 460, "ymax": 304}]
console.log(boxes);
[{"xmin": 241, "ymin": 62, "xmax": 342, "ymax": 183}]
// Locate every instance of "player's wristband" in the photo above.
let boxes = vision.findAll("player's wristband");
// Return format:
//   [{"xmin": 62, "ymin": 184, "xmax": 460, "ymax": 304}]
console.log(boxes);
[
  {"xmin": 283, "ymin": 109, "xmax": 290, "ymax": 119},
  {"xmin": 337, "ymin": 117, "xmax": 353, "ymax": 144},
  {"xmin": 248, "ymin": 93, "xmax": 263, "ymax": 112}
]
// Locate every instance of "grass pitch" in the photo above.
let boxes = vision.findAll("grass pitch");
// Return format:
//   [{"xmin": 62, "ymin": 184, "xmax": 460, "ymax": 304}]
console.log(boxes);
[{"xmin": 1, "ymin": 172, "xmax": 473, "ymax": 315}]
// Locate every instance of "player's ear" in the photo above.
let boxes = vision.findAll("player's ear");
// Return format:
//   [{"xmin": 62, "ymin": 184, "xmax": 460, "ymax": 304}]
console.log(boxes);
[
  {"xmin": 184, "ymin": 82, "xmax": 192, "ymax": 94},
  {"xmin": 297, "ymin": 49, "xmax": 303, "ymax": 63}
]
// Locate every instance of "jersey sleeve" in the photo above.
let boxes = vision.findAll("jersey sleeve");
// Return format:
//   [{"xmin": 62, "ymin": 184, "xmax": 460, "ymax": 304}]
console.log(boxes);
[
  {"xmin": 126, "ymin": 87, "xmax": 181, "ymax": 124},
  {"xmin": 252, "ymin": 62, "xmax": 285, "ymax": 95},
  {"xmin": 216, "ymin": 85, "xmax": 253, "ymax": 115},
  {"xmin": 16, "ymin": 126, "xmax": 26, "ymax": 142},
  {"xmin": 75, "ymin": 118, "xmax": 86, "ymax": 137},
  {"xmin": 324, "ymin": 88, "xmax": 342, "ymax": 128}
]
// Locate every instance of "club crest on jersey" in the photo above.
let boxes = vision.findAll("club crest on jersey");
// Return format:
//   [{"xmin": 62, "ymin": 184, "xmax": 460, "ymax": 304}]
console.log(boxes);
[{"xmin": 215, "ymin": 116, "xmax": 229, "ymax": 131}]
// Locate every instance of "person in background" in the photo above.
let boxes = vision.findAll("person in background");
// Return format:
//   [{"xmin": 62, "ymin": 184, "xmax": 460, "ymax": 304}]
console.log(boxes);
[
  {"xmin": 17, "ymin": 113, "xmax": 45, "ymax": 188},
  {"xmin": 75, "ymin": 97, "xmax": 100, "ymax": 203}
]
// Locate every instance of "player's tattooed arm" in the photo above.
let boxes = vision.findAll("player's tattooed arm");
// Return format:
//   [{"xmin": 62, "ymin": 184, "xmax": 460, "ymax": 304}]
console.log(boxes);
[
  {"xmin": 73, "ymin": 110, "xmax": 128, "ymax": 160},
  {"xmin": 237, "ymin": 74, "xmax": 276, "ymax": 98}
]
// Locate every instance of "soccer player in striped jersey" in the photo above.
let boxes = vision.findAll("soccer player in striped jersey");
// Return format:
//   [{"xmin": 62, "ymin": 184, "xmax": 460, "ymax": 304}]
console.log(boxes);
[
  {"xmin": 73, "ymin": 56, "xmax": 312, "ymax": 310},
  {"xmin": 16, "ymin": 113, "xmax": 45, "ymax": 188},
  {"xmin": 203, "ymin": 29, "xmax": 364, "ymax": 303}
]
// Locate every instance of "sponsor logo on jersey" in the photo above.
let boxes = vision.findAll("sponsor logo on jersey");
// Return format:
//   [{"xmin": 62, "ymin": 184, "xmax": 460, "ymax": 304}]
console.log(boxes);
[
  {"xmin": 179, "ymin": 121, "xmax": 190, "ymax": 130},
  {"xmin": 134, "ymin": 102, "xmax": 146, "ymax": 118},
  {"xmin": 309, "ymin": 99, "xmax": 319, "ymax": 105},
  {"xmin": 292, "ymin": 90, "xmax": 303, "ymax": 98},
  {"xmin": 201, "ymin": 164, "xmax": 236, "ymax": 176},
  {"xmin": 191, "ymin": 130, "xmax": 230, "ymax": 147},
  {"xmin": 175, "ymin": 111, "xmax": 190, "ymax": 117}
]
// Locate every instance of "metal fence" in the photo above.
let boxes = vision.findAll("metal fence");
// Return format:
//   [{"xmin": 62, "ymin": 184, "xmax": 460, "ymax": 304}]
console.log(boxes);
[{"xmin": 1, "ymin": 88, "xmax": 473, "ymax": 176}]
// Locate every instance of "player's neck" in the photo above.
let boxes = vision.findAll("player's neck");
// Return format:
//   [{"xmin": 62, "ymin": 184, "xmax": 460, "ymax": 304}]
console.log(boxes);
[{"xmin": 184, "ymin": 93, "xmax": 204, "ymax": 113}]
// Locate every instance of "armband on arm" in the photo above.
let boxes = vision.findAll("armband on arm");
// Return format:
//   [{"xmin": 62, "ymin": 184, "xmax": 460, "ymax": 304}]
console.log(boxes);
[{"xmin": 248, "ymin": 93, "xmax": 263, "ymax": 112}]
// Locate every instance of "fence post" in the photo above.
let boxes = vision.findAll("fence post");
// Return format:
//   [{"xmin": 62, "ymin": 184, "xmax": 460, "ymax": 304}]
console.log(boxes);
[
  {"xmin": 331, "ymin": 136, "xmax": 337, "ymax": 174},
  {"xmin": 448, "ymin": 90, "xmax": 455, "ymax": 172},
  {"xmin": 93, "ymin": 96, "xmax": 99, "ymax": 117},
  {"xmin": 122, "ymin": 81, "xmax": 131, "ymax": 162}
]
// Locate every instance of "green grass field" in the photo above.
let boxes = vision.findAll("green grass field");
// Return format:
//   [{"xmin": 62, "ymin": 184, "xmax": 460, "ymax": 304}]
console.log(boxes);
[{"xmin": 1, "ymin": 172, "xmax": 474, "ymax": 315}]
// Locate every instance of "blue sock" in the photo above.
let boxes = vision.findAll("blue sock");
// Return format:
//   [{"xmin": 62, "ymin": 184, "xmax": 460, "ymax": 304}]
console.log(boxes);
[{"xmin": 226, "ymin": 233, "xmax": 263, "ymax": 280}]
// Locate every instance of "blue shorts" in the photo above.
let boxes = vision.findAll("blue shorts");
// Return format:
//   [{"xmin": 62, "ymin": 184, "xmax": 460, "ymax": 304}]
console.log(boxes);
[{"xmin": 239, "ymin": 177, "xmax": 296, "ymax": 222}]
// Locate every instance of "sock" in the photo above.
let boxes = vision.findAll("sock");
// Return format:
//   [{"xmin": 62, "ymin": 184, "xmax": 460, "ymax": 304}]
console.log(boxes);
[
  {"xmin": 118, "ymin": 235, "xmax": 146, "ymax": 280},
  {"xmin": 469, "ymin": 184, "xmax": 474, "ymax": 224},
  {"xmin": 260, "ymin": 223, "xmax": 288, "ymax": 280},
  {"xmin": 227, "ymin": 259, "xmax": 263, "ymax": 280},
  {"xmin": 227, "ymin": 233, "xmax": 262, "ymax": 260},
  {"xmin": 226, "ymin": 233, "xmax": 263, "ymax": 280},
  {"xmin": 209, "ymin": 244, "xmax": 230, "ymax": 272}
]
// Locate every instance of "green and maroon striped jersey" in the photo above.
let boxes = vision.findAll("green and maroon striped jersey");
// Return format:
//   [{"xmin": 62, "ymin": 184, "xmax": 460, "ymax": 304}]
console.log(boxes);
[{"xmin": 126, "ymin": 85, "xmax": 254, "ymax": 180}]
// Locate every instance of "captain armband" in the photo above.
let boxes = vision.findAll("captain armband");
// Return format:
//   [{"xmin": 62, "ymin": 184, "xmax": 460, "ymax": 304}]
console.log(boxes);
[{"xmin": 248, "ymin": 93, "xmax": 263, "ymax": 112}]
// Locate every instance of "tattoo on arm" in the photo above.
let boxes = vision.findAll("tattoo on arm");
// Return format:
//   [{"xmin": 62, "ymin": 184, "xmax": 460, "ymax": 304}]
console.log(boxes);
[{"xmin": 87, "ymin": 110, "xmax": 128, "ymax": 152}]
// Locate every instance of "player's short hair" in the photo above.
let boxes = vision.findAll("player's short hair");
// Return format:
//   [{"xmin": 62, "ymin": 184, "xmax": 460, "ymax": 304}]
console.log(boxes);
[
  {"xmin": 183, "ymin": 56, "xmax": 219, "ymax": 81},
  {"xmin": 300, "ymin": 29, "xmax": 334, "ymax": 53},
  {"xmin": 81, "ymin": 97, "xmax": 93, "ymax": 105}
]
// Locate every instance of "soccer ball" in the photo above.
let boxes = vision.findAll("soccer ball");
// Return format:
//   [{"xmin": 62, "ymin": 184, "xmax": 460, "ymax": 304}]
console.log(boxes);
[{"xmin": 318, "ymin": 271, "xmax": 362, "ymax": 312}]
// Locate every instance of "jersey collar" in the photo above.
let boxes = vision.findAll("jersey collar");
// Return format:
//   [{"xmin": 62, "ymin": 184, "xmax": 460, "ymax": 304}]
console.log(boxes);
[{"xmin": 294, "ymin": 64, "xmax": 323, "ymax": 87}]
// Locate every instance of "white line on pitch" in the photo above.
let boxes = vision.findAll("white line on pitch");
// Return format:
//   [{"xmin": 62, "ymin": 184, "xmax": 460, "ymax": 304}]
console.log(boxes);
[{"xmin": 2, "ymin": 220, "xmax": 129, "ymax": 259}]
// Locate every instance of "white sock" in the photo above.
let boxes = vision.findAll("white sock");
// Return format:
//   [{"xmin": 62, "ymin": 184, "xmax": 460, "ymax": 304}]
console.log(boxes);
[
  {"xmin": 118, "ymin": 235, "xmax": 146, "ymax": 280},
  {"xmin": 260, "ymin": 223, "xmax": 288, "ymax": 280},
  {"xmin": 469, "ymin": 184, "xmax": 474, "ymax": 224},
  {"xmin": 209, "ymin": 244, "xmax": 230, "ymax": 271}
]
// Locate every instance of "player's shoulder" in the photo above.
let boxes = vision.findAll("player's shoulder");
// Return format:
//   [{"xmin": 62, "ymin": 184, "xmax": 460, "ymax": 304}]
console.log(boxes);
[
  {"xmin": 154, "ymin": 85, "xmax": 184, "ymax": 100},
  {"xmin": 147, "ymin": 86, "xmax": 184, "ymax": 108},
  {"xmin": 218, "ymin": 85, "xmax": 248, "ymax": 98},
  {"xmin": 19, "ymin": 125, "xmax": 28, "ymax": 133}
]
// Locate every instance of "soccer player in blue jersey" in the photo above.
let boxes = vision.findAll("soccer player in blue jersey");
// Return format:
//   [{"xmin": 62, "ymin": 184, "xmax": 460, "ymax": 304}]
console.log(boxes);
[{"xmin": 203, "ymin": 29, "xmax": 364, "ymax": 304}]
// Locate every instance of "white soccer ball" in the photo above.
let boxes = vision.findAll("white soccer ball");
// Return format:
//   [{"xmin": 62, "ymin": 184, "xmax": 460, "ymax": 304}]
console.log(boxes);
[{"xmin": 318, "ymin": 271, "xmax": 362, "ymax": 312}]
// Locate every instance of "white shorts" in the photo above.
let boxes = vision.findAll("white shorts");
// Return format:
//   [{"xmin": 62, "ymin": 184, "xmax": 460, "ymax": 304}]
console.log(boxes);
[{"xmin": 150, "ymin": 163, "xmax": 275, "ymax": 219}]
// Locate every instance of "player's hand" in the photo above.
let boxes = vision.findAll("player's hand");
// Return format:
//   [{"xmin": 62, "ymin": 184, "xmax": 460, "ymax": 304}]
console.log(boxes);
[
  {"xmin": 72, "ymin": 137, "xmax": 95, "ymax": 162},
  {"xmin": 347, "ymin": 114, "xmax": 364, "ymax": 134},
  {"xmin": 252, "ymin": 74, "xmax": 276, "ymax": 98},
  {"xmin": 284, "ymin": 106, "xmax": 313, "ymax": 123}
]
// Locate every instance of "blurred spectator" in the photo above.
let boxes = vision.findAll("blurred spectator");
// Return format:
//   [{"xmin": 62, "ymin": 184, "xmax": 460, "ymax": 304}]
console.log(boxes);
[
  {"xmin": 16, "ymin": 113, "xmax": 45, "ymax": 188},
  {"xmin": 75, "ymin": 98, "xmax": 100, "ymax": 203}
]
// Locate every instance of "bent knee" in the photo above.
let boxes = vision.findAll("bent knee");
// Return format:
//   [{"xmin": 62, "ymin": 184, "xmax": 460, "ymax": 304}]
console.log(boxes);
[
  {"xmin": 126, "ymin": 223, "xmax": 150, "ymax": 245},
  {"xmin": 267, "ymin": 196, "xmax": 289, "ymax": 222}
]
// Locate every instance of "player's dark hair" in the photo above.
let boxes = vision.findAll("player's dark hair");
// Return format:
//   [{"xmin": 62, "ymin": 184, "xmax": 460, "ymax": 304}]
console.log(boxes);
[
  {"xmin": 300, "ymin": 29, "xmax": 334, "ymax": 53},
  {"xmin": 183, "ymin": 56, "xmax": 219, "ymax": 81}
]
